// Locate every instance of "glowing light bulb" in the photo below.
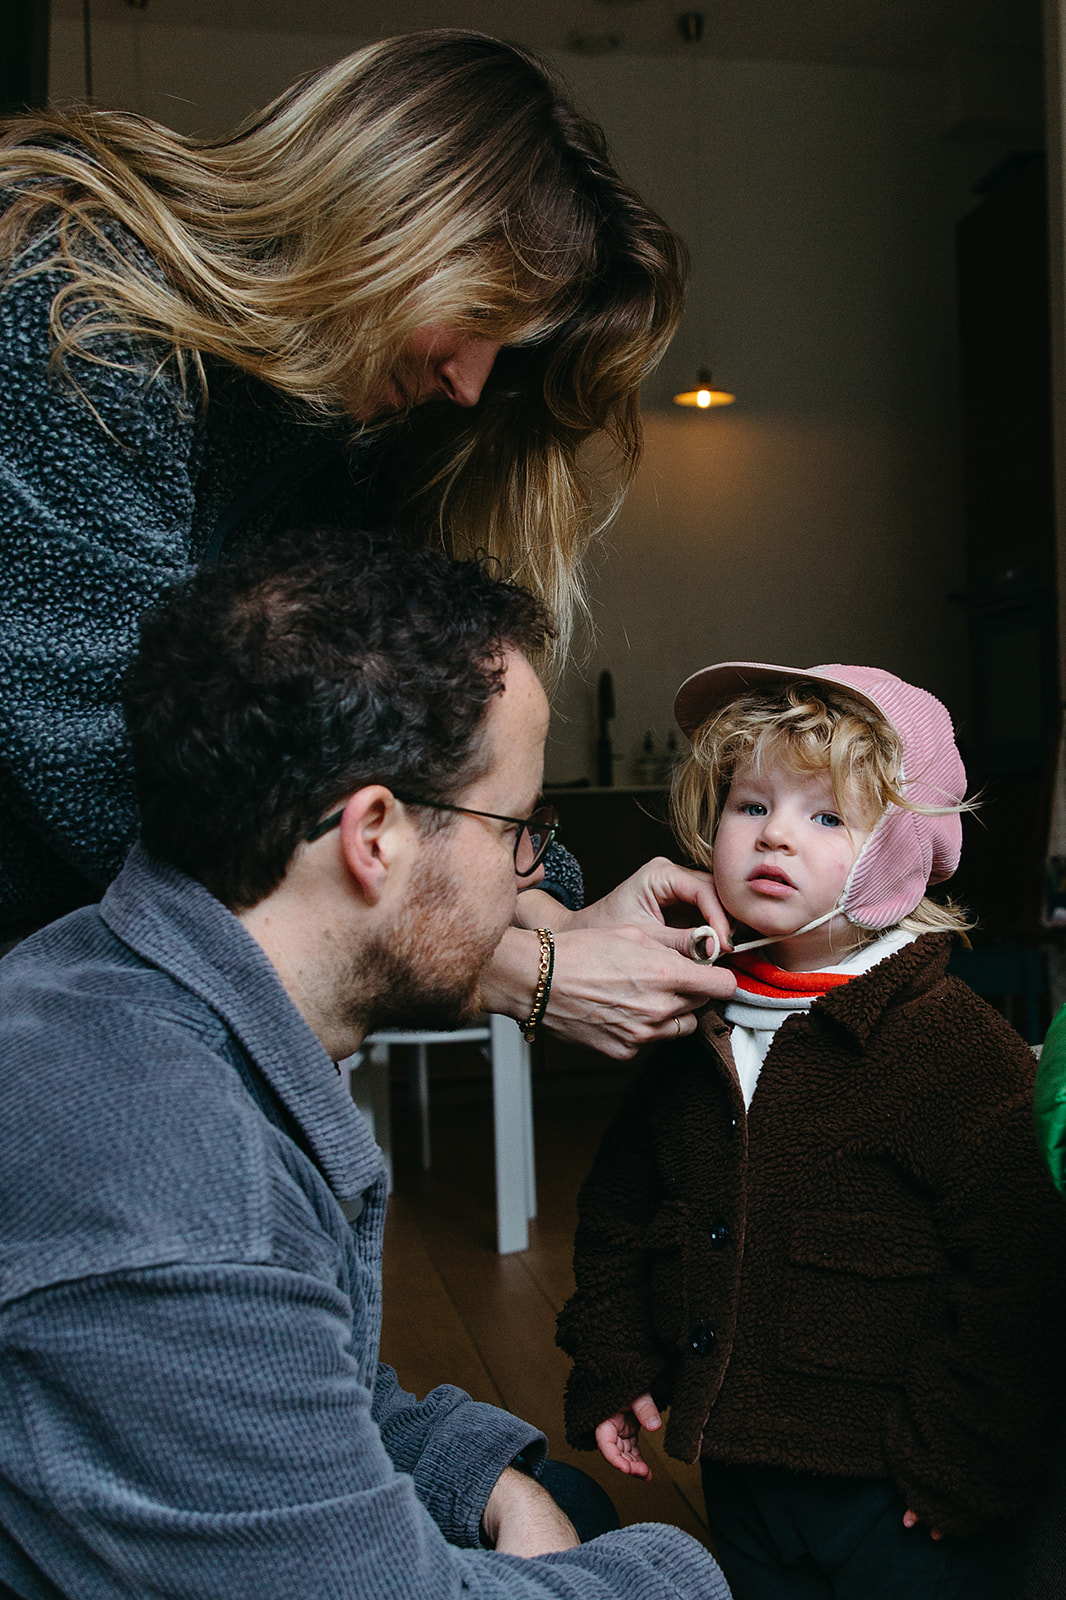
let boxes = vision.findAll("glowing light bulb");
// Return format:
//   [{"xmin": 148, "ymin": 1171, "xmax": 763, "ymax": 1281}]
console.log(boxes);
[{"xmin": 673, "ymin": 369, "xmax": 736, "ymax": 408}]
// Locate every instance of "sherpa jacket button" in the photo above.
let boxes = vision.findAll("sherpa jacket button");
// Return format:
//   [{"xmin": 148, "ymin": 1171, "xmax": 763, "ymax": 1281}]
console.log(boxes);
[
  {"xmin": 690, "ymin": 1322, "xmax": 715, "ymax": 1356},
  {"xmin": 708, "ymin": 1222, "xmax": 731, "ymax": 1249}
]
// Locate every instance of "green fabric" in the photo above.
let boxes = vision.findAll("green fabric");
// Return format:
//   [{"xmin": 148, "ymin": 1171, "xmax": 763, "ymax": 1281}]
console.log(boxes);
[{"xmin": 1035, "ymin": 1002, "xmax": 1066, "ymax": 1195}]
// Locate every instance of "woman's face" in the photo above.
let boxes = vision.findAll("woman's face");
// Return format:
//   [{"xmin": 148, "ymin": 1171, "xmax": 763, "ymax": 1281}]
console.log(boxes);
[{"xmin": 357, "ymin": 324, "xmax": 502, "ymax": 420}]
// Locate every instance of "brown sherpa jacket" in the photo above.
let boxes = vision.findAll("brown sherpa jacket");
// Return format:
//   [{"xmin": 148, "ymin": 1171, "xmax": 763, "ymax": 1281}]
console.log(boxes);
[{"xmin": 557, "ymin": 933, "xmax": 1066, "ymax": 1538}]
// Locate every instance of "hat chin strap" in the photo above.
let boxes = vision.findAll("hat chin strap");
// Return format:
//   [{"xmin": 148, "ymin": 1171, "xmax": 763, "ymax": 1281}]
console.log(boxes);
[
  {"xmin": 688, "ymin": 902, "xmax": 844, "ymax": 966},
  {"xmin": 730, "ymin": 901, "xmax": 845, "ymax": 956}
]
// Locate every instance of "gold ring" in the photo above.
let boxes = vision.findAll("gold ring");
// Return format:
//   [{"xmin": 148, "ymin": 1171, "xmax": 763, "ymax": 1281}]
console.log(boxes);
[{"xmin": 674, "ymin": 1016, "xmax": 683, "ymax": 1037}]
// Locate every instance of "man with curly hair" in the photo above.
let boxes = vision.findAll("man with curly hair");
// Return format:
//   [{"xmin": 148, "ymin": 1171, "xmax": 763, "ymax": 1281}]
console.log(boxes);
[{"xmin": 0, "ymin": 526, "xmax": 731, "ymax": 1600}]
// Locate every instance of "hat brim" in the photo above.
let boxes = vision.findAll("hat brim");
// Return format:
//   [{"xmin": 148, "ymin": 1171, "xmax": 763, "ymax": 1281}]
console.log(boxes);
[{"xmin": 674, "ymin": 661, "xmax": 886, "ymax": 739}]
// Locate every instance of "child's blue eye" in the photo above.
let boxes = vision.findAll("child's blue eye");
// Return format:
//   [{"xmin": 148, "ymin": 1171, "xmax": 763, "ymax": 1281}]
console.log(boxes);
[
  {"xmin": 814, "ymin": 812, "xmax": 843, "ymax": 828},
  {"xmin": 738, "ymin": 802, "xmax": 767, "ymax": 816}
]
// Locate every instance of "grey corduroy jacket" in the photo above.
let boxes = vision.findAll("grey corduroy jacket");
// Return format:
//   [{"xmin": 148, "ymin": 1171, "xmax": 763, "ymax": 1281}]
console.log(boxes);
[{"xmin": 0, "ymin": 845, "xmax": 727, "ymax": 1600}]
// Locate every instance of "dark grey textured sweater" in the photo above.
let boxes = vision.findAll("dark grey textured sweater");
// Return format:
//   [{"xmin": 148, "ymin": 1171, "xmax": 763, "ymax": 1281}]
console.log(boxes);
[
  {"xmin": 0, "ymin": 234, "xmax": 582, "ymax": 933},
  {"xmin": 0, "ymin": 843, "xmax": 724, "ymax": 1598}
]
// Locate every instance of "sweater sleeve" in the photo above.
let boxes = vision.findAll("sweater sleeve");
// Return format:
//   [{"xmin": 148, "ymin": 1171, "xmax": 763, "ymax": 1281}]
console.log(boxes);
[
  {"xmin": 0, "ymin": 1268, "xmax": 728, "ymax": 1600},
  {"xmin": 0, "ymin": 258, "xmax": 202, "ymax": 921},
  {"xmin": 371, "ymin": 1361, "xmax": 545, "ymax": 1547},
  {"xmin": 536, "ymin": 842, "xmax": 584, "ymax": 911},
  {"xmin": 556, "ymin": 1066, "xmax": 675, "ymax": 1447},
  {"xmin": 885, "ymin": 1015, "xmax": 1066, "ymax": 1536}
]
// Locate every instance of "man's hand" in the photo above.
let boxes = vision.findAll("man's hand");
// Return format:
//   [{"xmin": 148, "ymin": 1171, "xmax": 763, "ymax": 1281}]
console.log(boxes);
[
  {"xmin": 537, "ymin": 926, "xmax": 736, "ymax": 1056},
  {"xmin": 480, "ymin": 1465, "xmax": 580, "ymax": 1556},
  {"xmin": 485, "ymin": 859, "xmax": 737, "ymax": 1060},
  {"xmin": 594, "ymin": 1394, "xmax": 662, "ymax": 1480},
  {"xmin": 903, "ymin": 1508, "xmax": 944, "ymax": 1540}
]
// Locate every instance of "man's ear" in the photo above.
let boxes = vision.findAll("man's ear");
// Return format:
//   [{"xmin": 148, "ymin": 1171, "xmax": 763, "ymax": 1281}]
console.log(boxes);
[{"xmin": 335, "ymin": 787, "xmax": 412, "ymax": 906}]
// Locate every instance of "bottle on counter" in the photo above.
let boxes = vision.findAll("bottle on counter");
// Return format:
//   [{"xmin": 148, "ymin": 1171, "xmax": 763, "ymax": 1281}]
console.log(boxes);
[
  {"xmin": 634, "ymin": 731, "xmax": 659, "ymax": 785},
  {"xmin": 658, "ymin": 729, "xmax": 680, "ymax": 785}
]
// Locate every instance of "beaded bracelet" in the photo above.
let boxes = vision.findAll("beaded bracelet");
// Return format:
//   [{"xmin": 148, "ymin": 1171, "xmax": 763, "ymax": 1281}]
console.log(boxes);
[{"xmin": 521, "ymin": 927, "xmax": 555, "ymax": 1043}]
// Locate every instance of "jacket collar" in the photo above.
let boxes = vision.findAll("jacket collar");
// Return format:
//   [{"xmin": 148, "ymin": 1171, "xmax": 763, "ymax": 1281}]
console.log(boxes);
[
  {"xmin": 100, "ymin": 844, "xmax": 381, "ymax": 1204},
  {"xmin": 787, "ymin": 931, "xmax": 954, "ymax": 1047},
  {"xmin": 700, "ymin": 931, "xmax": 954, "ymax": 1055}
]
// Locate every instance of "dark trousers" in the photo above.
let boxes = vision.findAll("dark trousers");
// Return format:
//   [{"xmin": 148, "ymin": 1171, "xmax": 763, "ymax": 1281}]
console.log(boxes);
[{"xmin": 701, "ymin": 1462, "xmax": 1002, "ymax": 1599}]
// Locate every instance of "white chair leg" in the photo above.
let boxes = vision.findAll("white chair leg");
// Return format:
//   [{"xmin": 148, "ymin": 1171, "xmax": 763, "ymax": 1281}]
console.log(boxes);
[
  {"xmin": 336, "ymin": 1052, "xmax": 357, "ymax": 1100},
  {"xmin": 489, "ymin": 1014, "xmax": 536, "ymax": 1253},
  {"xmin": 520, "ymin": 1036, "xmax": 537, "ymax": 1223},
  {"xmin": 416, "ymin": 1043, "xmax": 431, "ymax": 1171},
  {"xmin": 361, "ymin": 1020, "xmax": 535, "ymax": 1250}
]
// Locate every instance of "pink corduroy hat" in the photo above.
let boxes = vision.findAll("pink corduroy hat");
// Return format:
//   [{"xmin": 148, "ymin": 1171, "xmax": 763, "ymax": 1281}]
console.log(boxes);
[{"xmin": 673, "ymin": 661, "xmax": 967, "ymax": 930}]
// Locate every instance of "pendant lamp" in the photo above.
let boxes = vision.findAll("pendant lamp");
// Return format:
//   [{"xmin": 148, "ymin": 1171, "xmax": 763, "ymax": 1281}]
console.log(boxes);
[
  {"xmin": 674, "ymin": 367, "xmax": 735, "ymax": 408},
  {"xmin": 672, "ymin": 13, "xmax": 736, "ymax": 411}
]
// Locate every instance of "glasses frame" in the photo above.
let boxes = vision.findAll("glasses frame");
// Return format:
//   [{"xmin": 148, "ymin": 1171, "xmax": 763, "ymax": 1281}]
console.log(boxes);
[{"xmin": 305, "ymin": 791, "xmax": 558, "ymax": 877}]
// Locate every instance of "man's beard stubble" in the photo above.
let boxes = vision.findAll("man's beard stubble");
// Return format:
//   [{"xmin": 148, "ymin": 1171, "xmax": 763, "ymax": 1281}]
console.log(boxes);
[{"xmin": 340, "ymin": 856, "xmax": 505, "ymax": 1037}]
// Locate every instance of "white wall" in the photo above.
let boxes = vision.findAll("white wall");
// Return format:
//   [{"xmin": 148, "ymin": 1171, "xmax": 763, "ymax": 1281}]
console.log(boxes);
[
  {"xmin": 50, "ymin": 16, "xmax": 362, "ymax": 132},
  {"xmin": 50, "ymin": 20, "xmax": 1016, "ymax": 784},
  {"xmin": 543, "ymin": 54, "xmax": 1008, "ymax": 782}
]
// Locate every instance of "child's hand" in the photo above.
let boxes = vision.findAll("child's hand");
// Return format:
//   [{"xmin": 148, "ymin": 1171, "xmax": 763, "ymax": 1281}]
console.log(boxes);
[
  {"xmin": 594, "ymin": 1393, "xmax": 663, "ymax": 1479},
  {"xmin": 903, "ymin": 1508, "xmax": 944, "ymax": 1540}
]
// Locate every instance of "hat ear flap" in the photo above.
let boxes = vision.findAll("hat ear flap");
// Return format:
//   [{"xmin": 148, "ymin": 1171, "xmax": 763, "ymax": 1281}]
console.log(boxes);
[{"xmin": 844, "ymin": 806, "xmax": 961, "ymax": 929}]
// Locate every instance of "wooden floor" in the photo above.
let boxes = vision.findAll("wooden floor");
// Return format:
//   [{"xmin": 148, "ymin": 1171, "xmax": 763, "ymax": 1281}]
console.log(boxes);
[{"xmin": 380, "ymin": 1081, "xmax": 710, "ymax": 1544}]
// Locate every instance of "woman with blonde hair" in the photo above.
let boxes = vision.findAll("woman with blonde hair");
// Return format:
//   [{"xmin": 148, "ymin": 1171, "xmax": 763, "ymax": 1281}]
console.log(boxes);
[{"xmin": 0, "ymin": 29, "xmax": 734, "ymax": 1047}]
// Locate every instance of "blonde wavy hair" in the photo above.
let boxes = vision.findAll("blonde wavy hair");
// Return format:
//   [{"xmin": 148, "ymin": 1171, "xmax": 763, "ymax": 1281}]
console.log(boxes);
[
  {"xmin": 0, "ymin": 30, "xmax": 688, "ymax": 666},
  {"xmin": 670, "ymin": 684, "xmax": 973, "ymax": 939}
]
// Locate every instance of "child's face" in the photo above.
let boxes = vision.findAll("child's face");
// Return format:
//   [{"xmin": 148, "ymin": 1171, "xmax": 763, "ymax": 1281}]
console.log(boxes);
[{"xmin": 713, "ymin": 757, "xmax": 877, "ymax": 970}]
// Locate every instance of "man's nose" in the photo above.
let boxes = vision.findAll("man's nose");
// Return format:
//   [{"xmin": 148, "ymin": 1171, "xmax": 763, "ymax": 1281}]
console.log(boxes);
[{"xmin": 438, "ymin": 340, "xmax": 502, "ymax": 407}]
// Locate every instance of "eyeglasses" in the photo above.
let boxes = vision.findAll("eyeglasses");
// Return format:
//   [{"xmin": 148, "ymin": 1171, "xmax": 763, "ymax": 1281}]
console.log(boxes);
[{"xmin": 305, "ymin": 792, "xmax": 558, "ymax": 877}]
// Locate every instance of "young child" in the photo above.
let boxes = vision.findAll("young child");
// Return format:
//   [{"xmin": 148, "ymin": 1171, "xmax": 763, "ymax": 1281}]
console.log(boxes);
[{"xmin": 557, "ymin": 661, "xmax": 1066, "ymax": 1599}]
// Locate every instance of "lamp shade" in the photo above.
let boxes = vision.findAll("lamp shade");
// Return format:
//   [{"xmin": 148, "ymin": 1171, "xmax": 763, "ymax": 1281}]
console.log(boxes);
[{"xmin": 673, "ymin": 366, "xmax": 735, "ymax": 408}]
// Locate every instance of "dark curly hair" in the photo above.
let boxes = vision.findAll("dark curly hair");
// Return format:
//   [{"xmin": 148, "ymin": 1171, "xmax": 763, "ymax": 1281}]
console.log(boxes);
[{"xmin": 124, "ymin": 526, "xmax": 553, "ymax": 909}]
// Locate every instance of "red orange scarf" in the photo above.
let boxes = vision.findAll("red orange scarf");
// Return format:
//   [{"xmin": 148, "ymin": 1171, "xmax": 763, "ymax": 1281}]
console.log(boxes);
[{"xmin": 723, "ymin": 950, "xmax": 855, "ymax": 1001}]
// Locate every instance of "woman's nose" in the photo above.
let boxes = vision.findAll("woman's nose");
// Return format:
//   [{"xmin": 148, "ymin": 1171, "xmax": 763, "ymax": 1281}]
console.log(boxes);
[{"xmin": 438, "ymin": 339, "xmax": 502, "ymax": 407}]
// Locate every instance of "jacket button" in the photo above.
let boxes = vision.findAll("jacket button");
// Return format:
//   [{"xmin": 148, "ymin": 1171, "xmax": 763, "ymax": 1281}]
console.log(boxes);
[
  {"xmin": 690, "ymin": 1322, "xmax": 716, "ymax": 1357},
  {"xmin": 708, "ymin": 1222, "xmax": 731, "ymax": 1249}
]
